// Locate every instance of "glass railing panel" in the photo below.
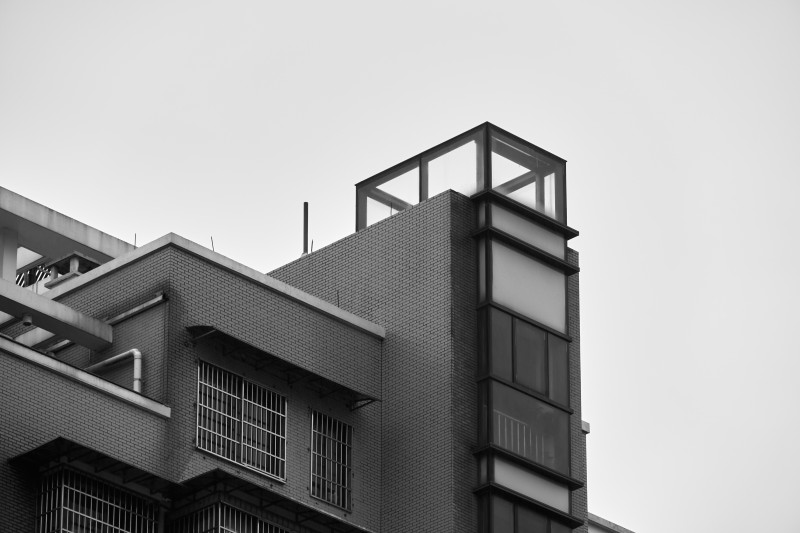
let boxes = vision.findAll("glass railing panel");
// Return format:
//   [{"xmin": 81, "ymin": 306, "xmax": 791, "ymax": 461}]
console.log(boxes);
[
  {"xmin": 377, "ymin": 165, "xmax": 419, "ymax": 206},
  {"xmin": 426, "ymin": 137, "xmax": 482, "ymax": 198},
  {"xmin": 491, "ymin": 380, "xmax": 569, "ymax": 474},
  {"xmin": 490, "ymin": 133, "xmax": 565, "ymax": 223},
  {"xmin": 364, "ymin": 164, "xmax": 420, "ymax": 226},
  {"xmin": 366, "ymin": 196, "xmax": 392, "ymax": 226}
]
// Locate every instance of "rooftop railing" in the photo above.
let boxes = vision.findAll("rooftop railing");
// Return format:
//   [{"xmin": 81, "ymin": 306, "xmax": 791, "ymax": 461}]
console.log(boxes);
[{"xmin": 355, "ymin": 123, "xmax": 567, "ymax": 230}]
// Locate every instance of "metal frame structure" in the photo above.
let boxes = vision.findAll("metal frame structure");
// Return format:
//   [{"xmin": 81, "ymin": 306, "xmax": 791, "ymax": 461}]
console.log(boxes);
[
  {"xmin": 309, "ymin": 411, "xmax": 353, "ymax": 511},
  {"xmin": 37, "ymin": 467, "xmax": 159, "ymax": 533},
  {"xmin": 356, "ymin": 123, "xmax": 570, "ymax": 231},
  {"xmin": 197, "ymin": 361, "xmax": 287, "ymax": 482}
]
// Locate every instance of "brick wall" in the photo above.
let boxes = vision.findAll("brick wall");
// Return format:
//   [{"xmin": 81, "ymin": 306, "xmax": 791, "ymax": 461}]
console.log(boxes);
[
  {"xmin": 271, "ymin": 191, "xmax": 480, "ymax": 533},
  {"xmin": 567, "ymin": 248, "xmax": 588, "ymax": 533},
  {"xmin": 1, "ymin": 240, "xmax": 385, "ymax": 531}
]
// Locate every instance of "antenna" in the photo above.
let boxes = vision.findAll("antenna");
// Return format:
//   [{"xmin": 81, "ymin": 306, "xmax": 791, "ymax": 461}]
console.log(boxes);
[
  {"xmin": 210, "ymin": 236, "xmax": 215, "ymax": 252},
  {"xmin": 302, "ymin": 202, "xmax": 309, "ymax": 256}
]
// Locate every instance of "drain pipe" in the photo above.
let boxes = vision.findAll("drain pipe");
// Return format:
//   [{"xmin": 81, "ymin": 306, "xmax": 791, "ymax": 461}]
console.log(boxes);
[{"xmin": 85, "ymin": 349, "xmax": 142, "ymax": 393}]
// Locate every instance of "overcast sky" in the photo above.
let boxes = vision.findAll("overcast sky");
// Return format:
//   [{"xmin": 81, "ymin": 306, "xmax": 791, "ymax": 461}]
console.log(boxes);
[{"xmin": 2, "ymin": 2, "xmax": 799, "ymax": 532}]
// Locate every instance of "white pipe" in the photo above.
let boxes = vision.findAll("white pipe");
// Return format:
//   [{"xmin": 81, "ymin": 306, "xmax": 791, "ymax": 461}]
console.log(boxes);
[{"xmin": 84, "ymin": 348, "xmax": 142, "ymax": 393}]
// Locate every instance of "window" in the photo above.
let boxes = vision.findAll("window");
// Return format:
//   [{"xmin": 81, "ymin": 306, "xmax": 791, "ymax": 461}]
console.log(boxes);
[
  {"xmin": 168, "ymin": 502, "xmax": 288, "ymax": 533},
  {"xmin": 38, "ymin": 468, "xmax": 159, "ymax": 533},
  {"xmin": 489, "ymin": 307, "xmax": 569, "ymax": 407},
  {"xmin": 310, "ymin": 411, "xmax": 353, "ymax": 510},
  {"xmin": 197, "ymin": 361, "xmax": 287, "ymax": 481},
  {"xmin": 485, "ymin": 494, "xmax": 572, "ymax": 533}
]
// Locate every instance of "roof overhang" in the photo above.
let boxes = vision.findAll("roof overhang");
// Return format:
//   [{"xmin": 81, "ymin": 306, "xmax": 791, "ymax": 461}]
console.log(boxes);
[
  {"xmin": 0, "ymin": 186, "xmax": 134, "ymax": 262},
  {"xmin": 173, "ymin": 469, "xmax": 376, "ymax": 533},
  {"xmin": 8, "ymin": 437, "xmax": 176, "ymax": 501},
  {"xmin": 187, "ymin": 325, "xmax": 380, "ymax": 409}
]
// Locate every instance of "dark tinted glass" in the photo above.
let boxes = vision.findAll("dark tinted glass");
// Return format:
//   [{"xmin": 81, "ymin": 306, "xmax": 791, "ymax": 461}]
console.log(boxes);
[
  {"xmin": 491, "ymin": 495, "xmax": 514, "ymax": 532},
  {"xmin": 517, "ymin": 505, "xmax": 548, "ymax": 533},
  {"xmin": 491, "ymin": 381, "xmax": 570, "ymax": 474},
  {"xmin": 478, "ymin": 308, "xmax": 488, "ymax": 376},
  {"xmin": 515, "ymin": 319, "xmax": 547, "ymax": 393},
  {"xmin": 550, "ymin": 521, "xmax": 573, "ymax": 533},
  {"xmin": 548, "ymin": 335, "xmax": 569, "ymax": 406},
  {"xmin": 490, "ymin": 308, "xmax": 513, "ymax": 381}
]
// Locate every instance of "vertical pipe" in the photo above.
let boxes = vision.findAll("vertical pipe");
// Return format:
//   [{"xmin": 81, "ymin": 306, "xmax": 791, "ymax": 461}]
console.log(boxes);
[{"xmin": 303, "ymin": 202, "xmax": 309, "ymax": 255}]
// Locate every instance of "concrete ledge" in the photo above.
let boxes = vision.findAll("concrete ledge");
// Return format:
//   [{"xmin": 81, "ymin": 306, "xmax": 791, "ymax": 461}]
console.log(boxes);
[
  {"xmin": 0, "ymin": 186, "xmax": 134, "ymax": 262},
  {"xmin": 0, "ymin": 335, "xmax": 171, "ymax": 418},
  {"xmin": 588, "ymin": 513, "xmax": 636, "ymax": 533},
  {"xmin": 0, "ymin": 279, "xmax": 112, "ymax": 350},
  {"xmin": 44, "ymin": 233, "xmax": 387, "ymax": 339}
]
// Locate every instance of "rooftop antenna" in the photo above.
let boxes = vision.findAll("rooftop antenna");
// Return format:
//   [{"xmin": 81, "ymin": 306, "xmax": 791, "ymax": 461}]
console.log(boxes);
[
  {"xmin": 302, "ymin": 202, "xmax": 309, "ymax": 256},
  {"xmin": 210, "ymin": 236, "xmax": 215, "ymax": 252}
]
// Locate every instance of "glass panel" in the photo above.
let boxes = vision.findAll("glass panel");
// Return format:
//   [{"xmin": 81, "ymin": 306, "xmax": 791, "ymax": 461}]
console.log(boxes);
[
  {"xmin": 491, "ymin": 495, "xmax": 515, "ymax": 533},
  {"xmin": 491, "ymin": 241, "xmax": 567, "ymax": 333},
  {"xmin": 378, "ymin": 165, "xmax": 419, "ymax": 206},
  {"xmin": 492, "ymin": 456, "xmax": 570, "ymax": 512},
  {"xmin": 490, "ymin": 204, "xmax": 565, "ymax": 259},
  {"xmin": 491, "ymin": 133, "xmax": 565, "ymax": 222},
  {"xmin": 549, "ymin": 335, "xmax": 569, "ymax": 407},
  {"xmin": 477, "ymin": 201, "xmax": 487, "ymax": 228},
  {"xmin": 427, "ymin": 139, "xmax": 481, "ymax": 198},
  {"xmin": 515, "ymin": 319, "xmax": 547, "ymax": 394},
  {"xmin": 491, "ymin": 381, "xmax": 569, "ymax": 474},
  {"xmin": 490, "ymin": 307, "xmax": 513, "ymax": 381},
  {"xmin": 366, "ymin": 196, "xmax": 392, "ymax": 226},
  {"xmin": 479, "ymin": 307, "xmax": 488, "ymax": 376},
  {"xmin": 478, "ymin": 238, "xmax": 486, "ymax": 301},
  {"xmin": 517, "ymin": 504, "xmax": 549, "ymax": 533}
]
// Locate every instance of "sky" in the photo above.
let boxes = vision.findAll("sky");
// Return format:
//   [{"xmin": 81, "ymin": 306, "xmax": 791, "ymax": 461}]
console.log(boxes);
[{"xmin": 1, "ymin": 1, "xmax": 799, "ymax": 531}]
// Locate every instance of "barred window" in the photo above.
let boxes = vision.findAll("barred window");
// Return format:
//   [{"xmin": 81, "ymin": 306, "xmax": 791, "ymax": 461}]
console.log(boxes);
[
  {"xmin": 38, "ymin": 468, "xmax": 159, "ymax": 533},
  {"xmin": 168, "ymin": 502, "xmax": 288, "ymax": 533},
  {"xmin": 310, "ymin": 411, "xmax": 352, "ymax": 510},
  {"xmin": 197, "ymin": 361, "xmax": 287, "ymax": 480}
]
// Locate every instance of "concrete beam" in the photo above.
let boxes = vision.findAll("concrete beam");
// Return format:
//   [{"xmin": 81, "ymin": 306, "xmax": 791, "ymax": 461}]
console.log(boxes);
[
  {"xmin": 0, "ymin": 279, "xmax": 112, "ymax": 350},
  {"xmin": 0, "ymin": 187, "xmax": 134, "ymax": 263},
  {"xmin": 0, "ymin": 227, "xmax": 18, "ymax": 281},
  {"xmin": 15, "ymin": 327, "xmax": 56, "ymax": 348}
]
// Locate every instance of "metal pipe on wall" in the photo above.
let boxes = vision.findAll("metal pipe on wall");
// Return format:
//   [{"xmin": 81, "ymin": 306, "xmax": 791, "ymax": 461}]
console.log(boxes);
[{"xmin": 84, "ymin": 348, "xmax": 142, "ymax": 393}]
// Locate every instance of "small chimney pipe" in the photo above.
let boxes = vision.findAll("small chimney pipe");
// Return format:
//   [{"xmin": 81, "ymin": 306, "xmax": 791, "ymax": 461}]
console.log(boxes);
[{"xmin": 302, "ymin": 202, "xmax": 309, "ymax": 256}]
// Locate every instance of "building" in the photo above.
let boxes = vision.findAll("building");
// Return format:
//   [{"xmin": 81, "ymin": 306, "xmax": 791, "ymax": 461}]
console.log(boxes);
[{"xmin": 0, "ymin": 123, "xmax": 632, "ymax": 533}]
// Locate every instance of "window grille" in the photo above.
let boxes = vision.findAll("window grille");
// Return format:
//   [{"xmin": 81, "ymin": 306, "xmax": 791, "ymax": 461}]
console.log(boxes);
[
  {"xmin": 197, "ymin": 361, "xmax": 287, "ymax": 480},
  {"xmin": 310, "ymin": 411, "xmax": 352, "ymax": 510},
  {"xmin": 494, "ymin": 409, "xmax": 545, "ymax": 462},
  {"xmin": 37, "ymin": 468, "xmax": 159, "ymax": 533},
  {"xmin": 168, "ymin": 502, "xmax": 287, "ymax": 533}
]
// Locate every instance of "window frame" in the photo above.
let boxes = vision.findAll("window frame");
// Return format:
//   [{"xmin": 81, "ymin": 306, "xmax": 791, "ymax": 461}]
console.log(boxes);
[
  {"xmin": 196, "ymin": 361, "xmax": 287, "ymax": 482},
  {"xmin": 486, "ymin": 306, "xmax": 570, "ymax": 409}
]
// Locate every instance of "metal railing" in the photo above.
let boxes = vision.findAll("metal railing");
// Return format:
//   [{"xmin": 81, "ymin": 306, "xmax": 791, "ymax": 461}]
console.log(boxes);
[
  {"xmin": 197, "ymin": 361, "xmax": 287, "ymax": 480},
  {"xmin": 310, "ymin": 411, "xmax": 353, "ymax": 511},
  {"xmin": 493, "ymin": 409, "xmax": 549, "ymax": 466},
  {"xmin": 37, "ymin": 468, "xmax": 158, "ymax": 533}
]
